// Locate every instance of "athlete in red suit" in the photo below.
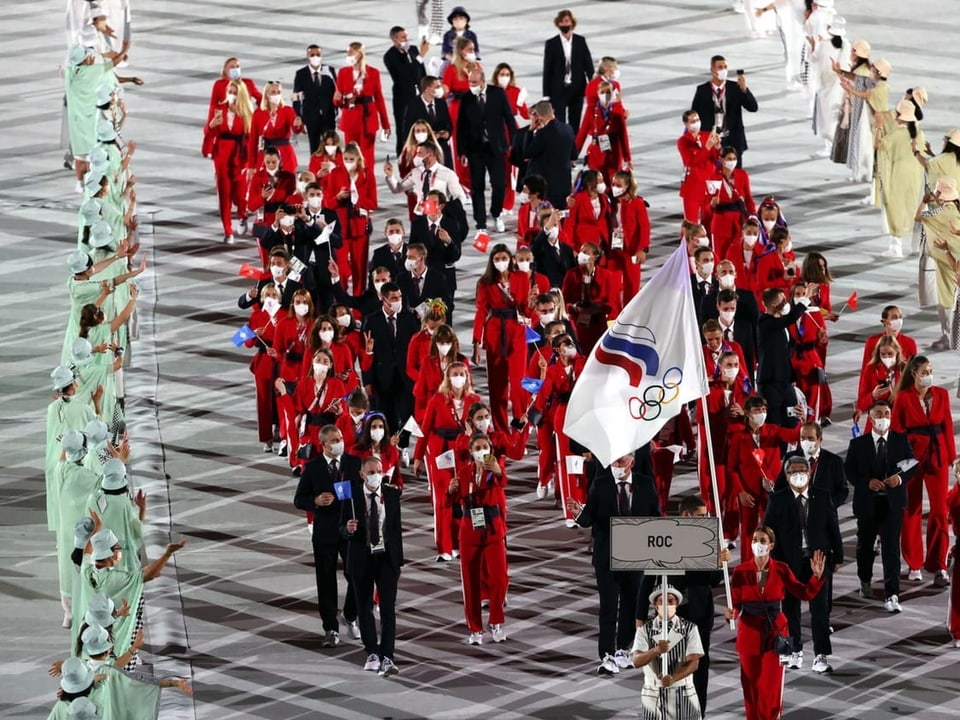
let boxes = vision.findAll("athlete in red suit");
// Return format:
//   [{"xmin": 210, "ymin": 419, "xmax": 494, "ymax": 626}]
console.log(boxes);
[
  {"xmin": 562, "ymin": 242, "xmax": 615, "ymax": 353},
  {"xmin": 947, "ymin": 477, "xmax": 960, "ymax": 646},
  {"xmin": 413, "ymin": 364, "xmax": 481, "ymax": 561},
  {"xmin": 515, "ymin": 176, "xmax": 549, "ymax": 249},
  {"xmin": 309, "ymin": 132, "xmax": 347, "ymax": 212},
  {"xmin": 752, "ymin": 227, "xmax": 797, "ymax": 309},
  {"xmin": 207, "ymin": 58, "xmax": 262, "ymax": 125},
  {"xmin": 524, "ymin": 322, "xmax": 566, "ymax": 498},
  {"xmin": 677, "ymin": 110, "xmax": 720, "ymax": 223},
  {"xmin": 728, "ymin": 397, "xmax": 801, "ymax": 563},
  {"xmin": 335, "ymin": 44, "xmax": 390, "ymax": 209},
  {"xmin": 204, "ymin": 80, "xmax": 252, "ymax": 241},
  {"xmin": 855, "ymin": 336, "xmax": 904, "ymax": 426},
  {"xmin": 413, "ymin": 328, "xmax": 471, "ymax": 423},
  {"xmin": 574, "ymin": 86, "xmax": 631, "ymax": 185},
  {"xmin": 332, "ymin": 144, "xmax": 376, "ymax": 293},
  {"xmin": 244, "ymin": 289, "xmax": 281, "ymax": 448},
  {"xmin": 787, "ymin": 285, "xmax": 832, "ymax": 422},
  {"xmin": 273, "ymin": 293, "xmax": 315, "ymax": 464},
  {"xmin": 246, "ymin": 150, "xmax": 297, "ymax": 267},
  {"xmin": 354, "ymin": 412, "xmax": 403, "ymax": 490},
  {"xmin": 892, "ymin": 358, "xmax": 957, "ymax": 581},
  {"xmin": 494, "ymin": 64, "xmax": 530, "ymax": 212},
  {"xmin": 707, "ymin": 148, "xmax": 755, "ymax": 260},
  {"xmin": 404, "ymin": 307, "xmax": 449, "ymax": 387},
  {"xmin": 248, "ymin": 82, "xmax": 302, "ymax": 176},
  {"xmin": 606, "ymin": 170, "xmax": 650, "ymax": 306},
  {"xmin": 450, "ymin": 434, "xmax": 510, "ymax": 643},
  {"xmin": 472, "ymin": 246, "xmax": 530, "ymax": 432},
  {"xmin": 726, "ymin": 528, "xmax": 826, "ymax": 720},
  {"xmin": 567, "ymin": 173, "xmax": 611, "ymax": 249},
  {"xmin": 724, "ymin": 219, "xmax": 762, "ymax": 294},
  {"xmin": 861, "ymin": 305, "xmax": 918, "ymax": 369},
  {"xmin": 278, "ymin": 349, "xmax": 346, "ymax": 473}
]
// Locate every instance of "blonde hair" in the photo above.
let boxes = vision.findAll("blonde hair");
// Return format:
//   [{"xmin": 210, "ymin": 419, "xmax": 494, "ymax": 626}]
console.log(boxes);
[
  {"xmin": 227, "ymin": 79, "xmax": 254, "ymax": 133},
  {"xmin": 452, "ymin": 37, "xmax": 477, "ymax": 76},
  {"xmin": 260, "ymin": 82, "xmax": 285, "ymax": 111},
  {"xmin": 404, "ymin": 121, "xmax": 437, "ymax": 158},
  {"xmin": 439, "ymin": 361, "xmax": 473, "ymax": 395},
  {"xmin": 343, "ymin": 141, "xmax": 365, "ymax": 172},
  {"xmin": 348, "ymin": 42, "xmax": 367, "ymax": 73},
  {"xmin": 548, "ymin": 288, "xmax": 569, "ymax": 322}
]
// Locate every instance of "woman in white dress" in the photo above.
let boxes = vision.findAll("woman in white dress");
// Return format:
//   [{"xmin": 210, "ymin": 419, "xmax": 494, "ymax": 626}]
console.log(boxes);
[{"xmin": 810, "ymin": 16, "xmax": 848, "ymax": 156}]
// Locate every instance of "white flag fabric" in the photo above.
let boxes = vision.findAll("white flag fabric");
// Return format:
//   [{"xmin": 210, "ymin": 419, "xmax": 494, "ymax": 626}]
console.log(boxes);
[
  {"xmin": 435, "ymin": 449, "xmax": 456, "ymax": 470},
  {"xmin": 402, "ymin": 415, "xmax": 424, "ymax": 438},
  {"xmin": 563, "ymin": 245, "xmax": 709, "ymax": 467}
]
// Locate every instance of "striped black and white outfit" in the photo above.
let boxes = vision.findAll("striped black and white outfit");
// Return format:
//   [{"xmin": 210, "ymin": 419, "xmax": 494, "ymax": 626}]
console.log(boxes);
[{"xmin": 632, "ymin": 615, "xmax": 704, "ymax": 720}]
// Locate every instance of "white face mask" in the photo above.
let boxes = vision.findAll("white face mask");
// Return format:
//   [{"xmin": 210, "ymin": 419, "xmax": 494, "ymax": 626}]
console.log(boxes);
[
  {"xmin": 268, "ymin": 93, "xmax": 282, "ymax": 104},
  {"xmin": 226, "ymin": 93, "xmax": 238, "ymax": 104},
  {"xmin": 751, "ymin": 412, "xmax": 766, "ymax": 428},
  {"xmin": 762, "ymin": 219, "xmax": 776, "ymax": 232},
  {"xmin": 751, "ymin": 541, "xmax": 770, "ymax": 558},
  {"xmin": 373, "ymin": 281, "xmax": 386, "ymax": 295},
  {"xmin": 408, "ymin": 129, "xmax": 429, "ymax": 144},
  {"xmin": 517, "ymin": 192, "xmax": 530, "ymax": 205},
  {"xmin": 364, "ymin": 472, "xmax": 383, "ymax": 490},
  {"xmin": 718, "ymin": 273, "xmax": 735, "ymax": 289},
  {"xmin": 449, "ymin": 375, "xmax": 467, "ymax": 389},
  {"xmin": 611, "ymin": 185, "xmax": 626, "ymax": 198},
  {"xmin": 280, "ymin": 215, "xmax": 295, "ymax": 228},
  {"xmin": 918, "ymin": 375, "xmax": 934, "ymax": 388},
  {"xmin": 611, "ymin": 465, "xmax": 630, "ymax": 480},
  {"xmin": 324, "ymin": 145, "xmax": 337, "ymax": 156},
  {"xmin": 388, "ymin": 300, "xmax": 403, "ymax": 314},
  {"xmin": 309, "ymin": 56, "xmax": 322, "ymax": 68},
  {"xmin": 328, "ymin": 441, "xmax": 344, "ymax": 457},
  {"xmin": 346, "ymin": 54, "xmax": 358, "ymax": 66},
  {"xmin": 474, "ymin": 418, "xmax": 491, "ymax": 432},
  {"xmin": 577, "ymin": 251, "xmax": 591, "ymax": 265},
  {"xmin": 722, "ymin": 366, "xmax": 739, "ymax": 380},
  {"xmin": 800, "ymin": 439, "xmax": 819, "ymax": 455},
  {"xmin": 723, "ymin": 159, "xmax": 737, "ymax": 170},
  {"xmin": 743, "ymin": 234, "xmax": 758, "ymax": 248},
  {"xmin": 472, "ymin": 449, "xmax": 489, "ymax": 462},
  {"xmin": 436, "ymin": 342, "xmax": 452, "ymax": 356},
  {"xmin": 697, "ymin": 237, "xmax": 710, "ymax": 248},
  {"xmin": 888, "ymin": 318, "xmax": 903, "ymax": 332},
  {"xmin": 872, "ymin": 417, "xmax": 890, "ymax": 432},
  {"xmin": 336, "ymin": 314, "xmax": 352, "ymax": 328},
  {"xmin": 265, "ymin": 166, "xmax": 278, "ymax": 176},
  {"xmin": 270, "ymin": 265, "xmax": 286, "ymax": 279},
  {"xmin": 263, "ymin": 297, "xmax": 280, "ymax": 315},
  {"xmin": 433, "ymin": 87, "xmax": 445, "ymax": 99},
  {"xmin": 319, "ymin": 329, "xmax": 335, "ymax": 343},
  {"xmin": 538, "ymin": 311, "xmax": 556, "ymax": 324},
  {"xmin": 313, "ymin": 362, "xmax": 329, "ymax": 375},
  {"xmin": 493, "ymin": 259, "xmax": 510, "ymax": 273},
  {"xmin": 782, "ymin": 241, "xmax": 793, "ymax": 253},
  {"xmin": 344, "ymin": 161, "xmax": 357, "ymax": 172},
  {"xmin": 370, "ymin": 428, "xmax": 385, "ymax": 442},
  {"xmin": 547, "ymin": 226, "xmax": 560, "ymax": 240},
  {"xmin": 657, "ymin": 604, "xmax": 677, "ymax": 620},
  {"xmin": 464, "ymin": 52, "xmax": 478, "ymax": 63},
  {"xmin": 350, "ymin": 412, "xmax": 365, "ymax": 423},
  {"xmin": 700, "ymin": 261, "xmax": 715, "ymax": 276},
  {"xmin": 880, "ymin": 355, "xmax": 897, "ymax": 368},
  {"xmin": 307, "ymin": 196, "xmax": 323, "ymax": 209},
  {"xmin": 497, "ymin": 75, "xmax": 510, "ymax": 87},
  {"xmin": 294, "ymin": 303, "xmax": 310, "ymax": 317},
  {"xmin": 404, "ymin": 258, "xmax": 418, "ymax": 272},
  {"xmin": 788, "ymin": 472, "xmax": 809, "ymax": 490},
  {"xmin": 563, "ymin": 345, "xmax": 577, "ymax": 359},
  {"xmin": 687, "ymin": 121, "xmax": 702, "ymax": 133},
  {"xmin": 386, "ymin": 232, "xmax": 403, "ymax": 246},
  {"xmin": 611, "ymin": 69, "xmax": 621, "ymax": 81},
  {"xmin": 716, "ymin": 68, "xmax": 729, "ymax": 82},
  {"xmin": 595, "ymin": 182, "xmax": 607, "ymax": 194},
  {"xmin": 779, "ymin": 302, "xmax": 791, "ymax": 315},
  {"xmin": 228, "ymin": 67, "xmax": 241, "ymax": 80},
  {"xmin": 297, "ymin": 181, "xmax": 308, "ymax": 194},
  {"xmin": 515, "ymin": 260, "xmax": 531, "ymax": 273}
]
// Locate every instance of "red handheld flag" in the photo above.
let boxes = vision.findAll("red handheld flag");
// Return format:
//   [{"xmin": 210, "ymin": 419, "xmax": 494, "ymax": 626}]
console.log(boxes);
[
  {"xmin": 845, "ymin": 291, "xmax": 858, "ymax": 311},
  {"xmin": 239, "ymin": 263, "xmax": 262, "ymax": 280},
  {"xmin": 472, "ymin": 231, "xmax": 490, "ymax": 253}
]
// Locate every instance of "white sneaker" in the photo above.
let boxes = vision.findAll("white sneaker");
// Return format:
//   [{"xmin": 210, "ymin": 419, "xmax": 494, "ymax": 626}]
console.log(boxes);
[
  {"xmin": 860, "ymin": 194, "xmax": 874, "ymax": 205},
  {"xmin": 263, "ymin": 442, "xmax": 273, "ymax": 453},
  {"xmin": 884, "ymin": 595, "xmax": 903, "ymax": 613},
  {"xmin": 62, "ymin": 612, "xmax": 72, "ymax": 629},
  {"xmin": 437, "ymin": 553, "xmax": 453, "ymax": 562},
  {"xmin": 223, "ymin": 234, "xmax": 235, "ymax": 245},
  {"xmin": 812, "ymin": 654, "xmax": 832, "ymax": 673},
  {"xmin": 322, "ymin": 630, "xmax": 340, "ymax": 647},
  {"xmin": 451, "ymin": 549, "xmax": 460, "ymax": 559},
  {"xmin": 536, "ymin": 483, "xmax": 548, "ymax": 499},
  {"xmin": 490, "ymin": 624, "xmax": 506, "ymax": 643},
  {"xmin": 787, "ymin": 651, "xmax": 803, "ymax": 669},
  {"xmin": 908, "ymin": 568, "xmax": 923, "ymax": 582},
  {"xmin": 401, "ymin": 448, "xmax": 411, "ymax": 467},
  {"xmin": 494, "ymin": 216, "xmax": 505, "ymax": 233},
  {"xmin": 565, "ymin": 518, "xmax": 578, "ymax": 529},
  {"xmin": 363, "ymin": 653, "xmax": 380, "ymax": 671},
  {"xmin": 613, "ymin": 649, "xmax": 632, "ymax": 669},
  {"xmin": 933, "ymin": 570, "xmax": 951, "ymax": 588},
  {"xmin": 813, "ymin": 148, "xmax": 831, "ymax": 158},
  {"xmin": 597, "ymin": 653, "xmax": 620, "ymax": 675},
  {"xmin": 954, "ymin": 639, "xmax": 960, "ymax": 649},
  {"xmin": 468, "ymin": 632, "xmax": 483, "ymax": 645},
  {"xmin": 379, "ymin": 657, "xmax": 399, "ymax": 677},
  {"xmin": 75, "ymin": 180, "xmax": 83, "ymax": 194},
  {"xmin": 238, "ymin": 218, "xmax": 248, "ymax": 236},
  {"xmin": 349, "ymin": 621, "xmax": 361, "ymax": 640},
  {"xmin": 306, "ymin": 523, "xmax": 313, "ymax": 536}
]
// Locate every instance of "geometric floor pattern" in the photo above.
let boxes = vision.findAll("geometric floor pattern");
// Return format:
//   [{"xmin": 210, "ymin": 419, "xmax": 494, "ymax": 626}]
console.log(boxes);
[{"xmin": 2, "ymin": 0, "xmax": 959, "ymax": 718}]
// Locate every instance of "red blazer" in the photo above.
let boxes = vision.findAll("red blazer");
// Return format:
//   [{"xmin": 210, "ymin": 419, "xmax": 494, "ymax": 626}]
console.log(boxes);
[
  {"xmin": 861, "ymin": 332, "xmax": 918, "ymax": 369},
  {"xmin": 892, "ymin": 385, "xmax": 956, "ymax": 471},
  {"xmin": 561, "ymin": 266, "xmax": 615, "ymax": 324},
  {"xmin": 584, "ymin": 76, "xmax": 622, "ymax": 109},
  {"xmin": 708, "ymin": 168, "xmax": 756, "ymax": 215},
  {"xmin": 335, "ymin": 169, "xmax": 376, "ymax": 239},
  {"xmin": 503, "ymin": 84, "xmax": 530, "ymax": 120},
  {"xmin": 246, "ymin": 168, "xmax": 296, "ymax": 223},
  {"xmin": 568, "ymin": 190, "xmax": 611, "ymax": 248},
  {"xmin": 336, "ymin": 411, "xmax": 367, "ymax": 453},
  {"xmin": 472, "ymin": 273, "xmax": 530, "ymax": 353},
  {"xmin": 203, "ymin": 108, "xmax": 248, "ymax": 166},
  {"xmin": 575, "ymin": 102, "xmax": 631, "ymax": 172},
  {"xmin": 533, "ymin": 357, "xmax": 586, "ymax": 423},
  {"xmin": 704, "ymin": 380, "xmax": 750, "ymax": 464},
  {"xmin": 405, "ymin": 329, "xmax": 434, "ymax": 384},
  {"xmin": 731, "ymin": 558, "xmax": 824, "ymax": 654},
  {"xmin": 441, "ymin": 64, "xmax": 470, "ymax": 128},
  {"xmin": 788, "ymin": 309, "xmax": 827, "ymax": 376},
  {"xmin": 677, "ymin": 130, "xmax": 720, "ymax": 199},
  {"xmin": 208, "ymin": 77, "xmax": 261, "ymax": 123},
  {"xmin": 274, "ymin": 317, "xmax": 314, "ymax": 382},
  {"xmin": 610, "ymin": 195, "xmax": 651, "ymax": 256},
  {"xmin": 413, "ymin": 354, "xmax": 471, "ymax": 420},
  {"xmin": 753, "ymin": 251, "xmax": 792, "ymax": 307},
  {"xmin": 856, "ymin": 362, "xmax": 900, "ymax": 414},
  {"xmin": 248, "ymin": 106, "xmax": 301, "ymax": 170},
  {"xmin": 309, "ymin": 151, "xmax": 347, "ymax": 211},
  {"xmin": 516, "ymin": 202, "xmax": 545, "ymax": 248},
  {"xmin": 415, "ymin": 391, "xmax": 482, "ymax": 461},
  {"xmin": 728, "ymin": 423, "xmax": 801, "ymax": 497},
  {"xmin": 335, "ymin": 66, "xmax": 390, "ymax": 137},
  {"xmin": 703, "ymin": 341, "xmax": 748, "ymax": 382},
  {"xmin": 451, "ymin": 456, "xmax": 508, "ymax": 542},
  {"xmin": 724, "ymin": 243, "xmax": 761, "ymax": 292},
  {"xmin": 245, "ymin": 309, "xmax": 279, "ymax": 377}
]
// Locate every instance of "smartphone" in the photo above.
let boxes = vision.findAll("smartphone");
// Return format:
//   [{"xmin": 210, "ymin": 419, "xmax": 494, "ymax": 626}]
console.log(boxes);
[
  {"xmin": 736, "ymin": 69, "xmax": 745, "ymax": 76},
  {"xmin": 558, "ymin": 210, "xmax": 570, "ymax": 219},
  {"xmin": 385, "ymin": 154, "xmax": 391, "ymax": 164},
  {"xmin": 485, "ymin": 454, "xmax": 496, "ymax": 463}
]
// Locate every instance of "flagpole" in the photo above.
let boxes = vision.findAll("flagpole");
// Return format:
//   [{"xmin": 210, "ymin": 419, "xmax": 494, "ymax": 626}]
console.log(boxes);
[
  {"xmin": 699, "ymin": 394, "xmax": 735, "ymax": 630},
  {"xmin": 660, "ymin": 575, "xmax": 669, "ymax": 677}
]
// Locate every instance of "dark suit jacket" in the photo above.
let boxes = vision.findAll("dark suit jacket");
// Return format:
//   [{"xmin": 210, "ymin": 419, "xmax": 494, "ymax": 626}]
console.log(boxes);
[
  {"xmin": 700, "ymin": 286, "xmax": 760, "ymax": 329},
  {"xmin": 456, "ymin": 85, "xmax": 517, "ymax": 156},
  {"xmin": 542, "ymin": 33, "xmax": 594, "ymax": 97},
  {"xmin": 402, "ymin": 95, "xmax": 453, "ymax": 166},
  {"xmin": 531, "ymin": 230, "xmax": 576, "ymax": 288},
  {"xmin": 293, "ymin": 452, "xmax": 362, "ymax": 547},
  {"xmin": 844, "ymin": 431, "xmax": 916, "ymax": 519},
  {"xmin": 775, "ymin": 449, "xmax": 849, "ymax": 509},
  {"xmin": 360, "ymin": 308, "xmax": 419, "ymax": 388},
  {"xmin": 292, "ymin": 65, "xmax": 338, "ymax": 129},
  {"xmin": 332, "ymin": 283, "xmax": 382, "ymax": 318},
  {"xmin": 690, "ymin": 274, "xmax": 716, "ymax": 320},
  {"xmin": 575, "ymin": 468, "xmax": 661, "ymax": 570},
  {"xmin": 370, "ymin": 242, "xmax": 408, "ymax": 282},
  {"xmin": 524, "ymin": 119, "xmax": 575, "ymax": 207},
  {"xmin": 756, "ymin": 303, "xmax": 806, "ymax": 383},
  {"xmin": 409, "ymin": 215, "xmax": 463, "ymax": 272},
  {"xmin": 340, "ymin": 480, "xmax": 404, "ymax": 576},
  {"xmin": 764, "ymin": 486, "xmax": 844, "ymax": 568},
  {"xmin": 398, "ymin": 268, "xmax": 453, "ymax": 312},
  {"xmin": 383, "ymin": 46, "xmax": 425, "ymax": 107},
  {"xmin": 690, "ymin": 80, "xmax": 759, "ymax": 155},
  {"xmin": 237, "ymin": 277, "xmax": 304, "ymax": 310},
  {"xmin": 261, "ymin": 213, "xmax": 342, "ymax": 268}
]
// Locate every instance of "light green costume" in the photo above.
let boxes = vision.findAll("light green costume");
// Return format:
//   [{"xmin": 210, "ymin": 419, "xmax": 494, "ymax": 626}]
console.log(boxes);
[
  {"xmin": 87, "ymin": 492, "xmax": 142, "ymax": 575},
  {"xmin": 65, "ymin": 62, "xmax": 111, "ymax": 159},
  {"xmin": 55, "ymin": 461, "xmax": 102, "ymax": 600},
  {"xmin": 45, "ymin": 397, "xmax": 96, "ymax": 532},
  {"xmin": 76, "ymin": 558, "xmax": 144, "ymax": 657}
]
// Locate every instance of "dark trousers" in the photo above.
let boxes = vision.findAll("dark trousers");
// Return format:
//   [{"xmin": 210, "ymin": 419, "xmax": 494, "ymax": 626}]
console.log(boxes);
[
  {"xmin": 551, "ymin": 86, "xmax": 585, "ymax": 135},
  {"xmin": 594, "ymin": 563, "xmax": 641, "ymax": 659},
  {"xmin": 392, "ymin": 96, "xmax": 408, "ymax": 155},
  {"xmin": 313, "ymin": 543, "xmax": 341, "ymax": 631},
  {"xmin": 856, "ymin": 495, "xmax": 903, "ymax": 598},
  {"xmin": 338, "ymin": 542, "xmax": 357, "ymax": 622},
  {"xmin": 373, "ymin": 374, "xmax": 414, "ymax": 448},
  {"xmin": 351, "ymin": 552, "xmax": 400, "ymax": 659},
  {"xmin": 304, "ymin": 114, "xmax": 335, "ymax": 155},
  {"xmin": 467, "ymin": 144, "xmax": 506, "ymax": 228},
  {"xmin": 783, "ymin": 561, "xmax": 832, "ymax": 655},
  {"xmin": 679, "ymin": 603, "xmax": 713, "ymax": 716},
  {"xmin": 757, "ymin": 380, "xmax": 795, "ymax": 427}
]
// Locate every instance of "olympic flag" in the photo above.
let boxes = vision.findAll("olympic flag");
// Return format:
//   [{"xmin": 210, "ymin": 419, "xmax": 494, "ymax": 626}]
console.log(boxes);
[{"xmin": 563, "ymin": 245, "xmax": 709, "ymax": 467}]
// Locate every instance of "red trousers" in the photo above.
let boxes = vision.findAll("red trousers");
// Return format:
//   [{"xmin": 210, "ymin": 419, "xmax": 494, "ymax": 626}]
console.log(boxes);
[
  {"xmin": 951, "ymin": 545, "xmax": 960, "ymax": 640},
  {"xmin": 253, "ymin": 369, "xmax": 277, "ymax": 442},
  {"xmin": 902, "ymin": 468, "xmax": 950, "ymax": 572},
  {"xmin": 710, "ymin": 209, "xmax": 741, "ymax": 261},
  {"xmin": 554, "ymin": 404, "xmax": 586, "ymax": 521},
  {"xmin": 739, "ymin": 650, "xmax": 784, "ymax": 720},
  {"xmin": 605, "ymin": 250, "xmax": 641, "ymax": 308},
  {"xmin": 343, "ymin": 130, "xmax": 379, "ymax": 208},
  {"xmin": 344, "ymin": 233, "xmax": 370, "ymax": 296},
  {"xmin": 698, "ymin": 455, "xmax": 740, "ymax": 540},
  {"xmin": 682, "ymin": 196, "xmax": 712, "ymax": 227},
  {"xmin": 536, "ymin": 418, "xmax": 557, "ymax": 490},
  {"xmin": 460, "ymin": 535, "xmax": 507, "ymax": 632},
  {"xmin": 503, "ymin": 161, "xmax": 516, "ymax": 211},
  {"xmin": 651, "ymin": 447, "xmax": 676, "ymax": 505},
  {"xmin": 215, "ymin": 164, "xmax": 247, "ymax": 236},
  {"xmin": 429, "ymin": 462, "xmax": 459, "ymax": 556},
  {"xmin": 276, "ymin": 385, "xmax": 301, "ymax": 469},
  {"xmin": 486, "ymin": 352, "xmax": 525, "ymax": 433}
]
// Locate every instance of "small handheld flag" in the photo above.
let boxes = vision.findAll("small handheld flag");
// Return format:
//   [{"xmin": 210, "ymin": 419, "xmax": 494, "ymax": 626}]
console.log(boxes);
[
  {"xmin": 232, "ymin": 324, "xmax": 255, "ymax": 347},
  {"xmin": 525, "ymin": 325, "xmax": 541, "ymax": 344},
  {"xmin": 435, "ymin": 450, "xmax": 456, "ymax": 470},
  {"xmin": 401, "ymin": 416, "xmax": 424, "ymax": 438},
  {"xmin": 238, "ymin": 263, "xmax": 262, "ymax": 280},
  {"xmin": 333, "ymin": 480, "xmax": 352, "ymax": 501},
  {"xmin": 844, "ymin": 291, "xmax": 858, "ymax": 312},
  {"xmin": 472, "ymin": 231, "xmax": 490, "ymax": 253},
  {"xmin": 521, "ymin": 377, "xmax": 544, "ymax": 394}
]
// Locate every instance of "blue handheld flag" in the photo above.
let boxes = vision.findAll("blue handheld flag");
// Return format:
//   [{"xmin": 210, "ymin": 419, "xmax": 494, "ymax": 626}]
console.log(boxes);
[
  {"xmin": 521, "ymin": 377, "xmax": 544, "ymax": 394},
  {"xmin": 525, "ymin": 325, "xmax": 541, "ymax": 344},
  {"xmin": 333, "ymin": 480, "xmax": 352, "ymax": 501},
  {"xmin": 232, "ymin": 324, "xmax": 255, "ymax": 347}
]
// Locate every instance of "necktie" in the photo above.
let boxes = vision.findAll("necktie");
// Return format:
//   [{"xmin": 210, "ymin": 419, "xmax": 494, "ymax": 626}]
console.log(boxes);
[
  {"xmin": 278, "ymin": 283, "xmax": 285, "ymax": 297},
  {"xmin": 876, "ymin": 436, "xmax": 887, "ymax": 475},
  {"xmin": 428, "ymin": 102, "xmax": 436, "ymax": 120},
  {"xmin": 388, "ymin": 314, "xmax": 397, "ymax": 337},
  {"xmin": 421, "ymin": 169, "xmax": 431, "ymax": 199},
  {"xmin": 368, "ymin": 492, "xmax": 381, "ymax": 546},
  {"xmin": 431, "ymin": 223, "xmax": 439, "ymax": 236},
  {"xmin": 617, "ymin": 482, "xmax": 629, "ymax": 515},
  {"xmin": 330, "ymin": 459, "xmax": 339, "ymax": 478},
  {"xmin": 723, "ymin": 327, "xmax": 732, "ymax": 342},
  {"xmin": 313, "ymin": 70, "xmax": 320, "ymax": 88},
  {"xmin": 416, "ymin": 274, "xmax": 424, "ymax": 296},
  {"xmin": 797, "ymin": 495, "xmax": 808, "ymax": 548}
]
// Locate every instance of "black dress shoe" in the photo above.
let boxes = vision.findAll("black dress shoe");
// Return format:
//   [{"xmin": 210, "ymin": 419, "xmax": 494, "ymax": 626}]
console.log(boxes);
[{"xmin": 292, "ymin": 466, "xmax": 302, "ymax": 477}]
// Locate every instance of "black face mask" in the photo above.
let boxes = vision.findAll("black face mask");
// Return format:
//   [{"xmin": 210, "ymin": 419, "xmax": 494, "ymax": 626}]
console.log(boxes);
[
  {"xmin": 558, "ymin": 25, "xmax": 572, "ymax": 34},
  {"xmin": 830, "ymin": 35, "xmax": 843, "ymax": 49}
]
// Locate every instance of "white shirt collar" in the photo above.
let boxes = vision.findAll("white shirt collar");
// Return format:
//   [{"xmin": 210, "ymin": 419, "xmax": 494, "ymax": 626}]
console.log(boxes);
[{"xmin": 871, "ymin": 430, "xmax": 888, "ymax": 444}]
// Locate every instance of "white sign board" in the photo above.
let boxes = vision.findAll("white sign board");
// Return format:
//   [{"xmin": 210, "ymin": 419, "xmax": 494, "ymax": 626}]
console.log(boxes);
[{"xmin": 610, "ymin": 517, "xmax": 721, "ymax": 571}]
